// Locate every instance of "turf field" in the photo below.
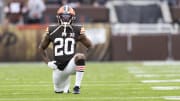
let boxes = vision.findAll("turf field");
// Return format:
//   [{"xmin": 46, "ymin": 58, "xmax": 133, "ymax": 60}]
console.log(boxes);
[{"xmin": 0, "ymin": 62, "xmax": 180, "ymax": 101}]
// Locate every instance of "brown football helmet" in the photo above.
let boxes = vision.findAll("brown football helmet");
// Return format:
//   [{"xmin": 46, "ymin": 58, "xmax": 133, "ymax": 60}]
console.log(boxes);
[{"xmin": 56, "ymin": 5, "xmax": 76, "ymax": 24}]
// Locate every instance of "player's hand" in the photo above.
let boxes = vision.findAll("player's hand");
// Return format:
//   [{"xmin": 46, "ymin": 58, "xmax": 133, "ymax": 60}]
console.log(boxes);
[{"xmin": 48, "ymin": 61, "xmax": 57, "ymax": 70}]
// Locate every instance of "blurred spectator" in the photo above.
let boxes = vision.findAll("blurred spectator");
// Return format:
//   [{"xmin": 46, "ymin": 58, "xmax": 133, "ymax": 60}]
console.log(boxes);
[
  {"xmin": 0, "ymin": 0, "xmax": 3, "ymax": 24},
  {"xmin": 58, "ymin": 0, "xmax": 81, "ymax": 8},
  {"xmin": 26, "ymin": 0, "xmax": 46, "ymax": 24},
  {"xmin": 4, "ymin": 0, "xmax": 27, "ymax": 25},
  {"xmin": 163, "ymin": 0, "xmax": 180, "ymax": 7},
  {"xmin": 78, "ymin": 0, "xmax": 107, "ymax": 6},
  {"xmin": 93, "ymin": 0, "xmax": 107, "ymax": 7},
  {"xmin": 45, "ymin": 0, "xmax": 59, "ymax": 4},
  {"xmin": 166, "ymin": 0, "xmax": 178, "ymax": 7},
  {"xmin": 79, "ymin": 0, "xmax": 94, "ymax": 5}
]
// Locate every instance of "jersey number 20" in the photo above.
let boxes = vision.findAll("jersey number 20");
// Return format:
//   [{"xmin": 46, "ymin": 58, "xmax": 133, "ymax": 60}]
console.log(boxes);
[{"xmin": 54, "ymin": 38, "xmax": 75, "ymax": 56}]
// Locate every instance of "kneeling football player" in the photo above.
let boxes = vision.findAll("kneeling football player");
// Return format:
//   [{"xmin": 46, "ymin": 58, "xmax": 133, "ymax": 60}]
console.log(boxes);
[{"xmin": 39, "ymin": 5, "xmax": 93, "ymax": 94}]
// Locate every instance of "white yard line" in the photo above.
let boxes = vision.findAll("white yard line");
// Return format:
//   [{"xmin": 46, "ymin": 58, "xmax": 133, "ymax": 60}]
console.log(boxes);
[
  {"xmin": 152, "ymin": 86, "xmax": 180, "ymax": 90},
  {"xmin": 128, "ymin": 66, "xmax": 145, "ymax": 74},
  {"xmin": 0, "ymin": 84, "xmax": 144, "ymax": 87},
  {"xmin": 150, "ymin": 71, "xmax": 180, "ymax": 73},
  {"xmin": 0, "ymin": 95, "xmax": 179, "ymax": 101},
  {"xmin": 135, "ymin": 74, "xmax": 158, "ymax": 77},
  {"xmin": 0, "ymin": 81, "xmax": 141, "ymax": 85},
  {"xmin": 143, "ymin": 61, "xmax": 180, "ymax": 66},
  {"xmin": 163, "ymin": 96, "xmax": 180, "ymax": 100},
  {"xmin": 1, "ymin": 87, "xmax": 148, "ymax": 91},
  {"xmin": 136, "ymin": 74, "xmax": 180, "ymax": 78},
  {"xmin": 142, "ymin": 79, "xmax": 180, "ymax": 83},
  {"xmin": 0, "ymin": 97, "xmax": 161, "ymax": 100},
  {"xmin": 3, "ymin": 81, "xmax": 137, "ymax": 83},
  {"xmin": 84, "ymin": 81, "xmax": 137, "ymax": 83}
]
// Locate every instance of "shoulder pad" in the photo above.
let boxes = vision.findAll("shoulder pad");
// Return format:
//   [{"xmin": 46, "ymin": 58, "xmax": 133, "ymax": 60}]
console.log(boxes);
[
  {"xmin": 48, "ymin": 24, "xmax": 59, "ymax": 34},
  {"xmin": 72, "ymin": 24, "xmax": 82, "ymax": 28},
  {"xmin": 49, "ymin": 24, "xmax": 59, "ymax": 28},
  {"xmin": 72, "ymin": 24, "xmax": 82, "ymax": 35},
  {"xmin": 49, "ymin": 24, "xmax": 58, "ymax": 27}
]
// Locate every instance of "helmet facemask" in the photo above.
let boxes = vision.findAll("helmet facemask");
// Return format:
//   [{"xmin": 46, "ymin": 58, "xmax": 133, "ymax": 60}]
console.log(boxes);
[
  {"xmin": 57, "ymin": 14, "xmax": 73, "ymax": 25},
  {"xmin": 56, "ymin": 14, "xmax": 75, "ymax": 37}
]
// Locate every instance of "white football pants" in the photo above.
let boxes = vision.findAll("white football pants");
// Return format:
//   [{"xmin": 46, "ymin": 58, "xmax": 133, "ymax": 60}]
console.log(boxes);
[{"xmin": 52, "ymin": 57, "xmax": 76, "ymax": 93}]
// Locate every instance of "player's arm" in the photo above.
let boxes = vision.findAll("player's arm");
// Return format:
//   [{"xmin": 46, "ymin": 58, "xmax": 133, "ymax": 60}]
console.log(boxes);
[
  {"xmin": 78, "ymin": 27, "xmax": 93, "ymax": 50},
  {"xmin": 39, "ymin": 27, "xmax": 57, "ymax": 70},
  {"xmin": 38, "ymin": 33, "xmax": 51, "ymax": 64}
]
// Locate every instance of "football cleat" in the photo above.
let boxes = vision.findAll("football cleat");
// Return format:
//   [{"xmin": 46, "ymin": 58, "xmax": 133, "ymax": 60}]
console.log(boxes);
[
  {"xmin": 64, "ymin": 90, "xmax": 71, "ymax": 94},
  {"xmin": 54, "ymin": 90, "xmax": 71, "ymax": 94},
  {"xmin": 73, "ymin": 86, "xmax": 80, "ymax": 94},
  {"xmin": 54, "ymin": 91, "xmax": 63, "ymax": 94}
]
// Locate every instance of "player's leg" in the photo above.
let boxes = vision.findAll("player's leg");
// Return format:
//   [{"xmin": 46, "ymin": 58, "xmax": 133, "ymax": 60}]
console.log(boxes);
[
  {"xmin": 74, "ymin": 53, "xmax": 86, "ymax": 89},
  {"xmin": 64, "ymin": 53, "xmax": 86, "ymax": 94},
  {"xmin": 52, "ymin": 69, "xmax": 68, "ymax": 93},
  {"xmin": 63, "ymin": 76, "xmax": 71, "ymax": 93}
]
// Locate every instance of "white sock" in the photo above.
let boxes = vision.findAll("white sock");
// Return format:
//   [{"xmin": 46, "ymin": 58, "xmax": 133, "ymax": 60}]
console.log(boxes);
[{"xmin": 75, "ymin": 71, "xmax": 84, "ymax": 87}]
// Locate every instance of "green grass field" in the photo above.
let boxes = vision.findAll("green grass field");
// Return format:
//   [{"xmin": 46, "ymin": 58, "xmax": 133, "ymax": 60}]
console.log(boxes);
[{"xmin": 0, "ymin": 62, "xmax": 180, "ymax": 101}]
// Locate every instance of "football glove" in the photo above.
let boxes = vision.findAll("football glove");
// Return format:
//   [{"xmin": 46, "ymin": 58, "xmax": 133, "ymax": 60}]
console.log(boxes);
[{"xmin": 48, "ymin": 61, "xmax": 58, "ymax": 70}]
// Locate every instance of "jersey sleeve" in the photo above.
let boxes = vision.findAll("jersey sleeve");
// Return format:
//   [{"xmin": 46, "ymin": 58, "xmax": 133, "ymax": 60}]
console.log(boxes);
[
  {"xmin": 45, "ymin": 25, "xmax": 56, "ymax": 41},
  {"xmin": 72, "ymin": 25, "xmax": 83, "ymax": 41}
]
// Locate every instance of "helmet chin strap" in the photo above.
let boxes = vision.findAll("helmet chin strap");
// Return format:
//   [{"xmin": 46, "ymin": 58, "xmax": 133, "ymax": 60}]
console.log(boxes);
[
  {"xmin": 49, "ymin": 19, "xmax": 73, "ymax": 36},
  {"xmin": 62, "ymin": 23, "xmax": 67, "ymax": 37},
  {"xmin": 61, "ymin": 19, "xmax": 73, "ymax": 37}
]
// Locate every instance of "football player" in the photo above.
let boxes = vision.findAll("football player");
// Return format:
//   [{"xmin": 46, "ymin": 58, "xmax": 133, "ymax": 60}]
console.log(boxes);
[{"xmin": 39, "ymin": 5, "xmax": 93, "ymax": 94}]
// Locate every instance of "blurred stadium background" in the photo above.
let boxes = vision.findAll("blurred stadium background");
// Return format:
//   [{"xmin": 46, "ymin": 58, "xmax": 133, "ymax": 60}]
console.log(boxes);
[
  {"xmin": 0, "ymin": 0, "xmax": 180, "ymax": 61},
  {"xmin": 1, "ymin": 0, "xmax": 180, "ymax": 101}
]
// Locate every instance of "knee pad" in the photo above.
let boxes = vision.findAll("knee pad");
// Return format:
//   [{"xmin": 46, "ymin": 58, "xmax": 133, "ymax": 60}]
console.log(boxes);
[
  {"xmin": 76, "ymin": 59, "xmax": 85, "ymax": 72},
  {"xmin": 75, "ymin": 59, "xmax": 85, "ymax": 66}
]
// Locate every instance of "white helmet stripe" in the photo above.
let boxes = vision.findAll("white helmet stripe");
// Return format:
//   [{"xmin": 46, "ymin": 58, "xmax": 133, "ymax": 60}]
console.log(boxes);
[{"xmin": 64, "ymin": 5, "xmax": 69, "ymax": 13}]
